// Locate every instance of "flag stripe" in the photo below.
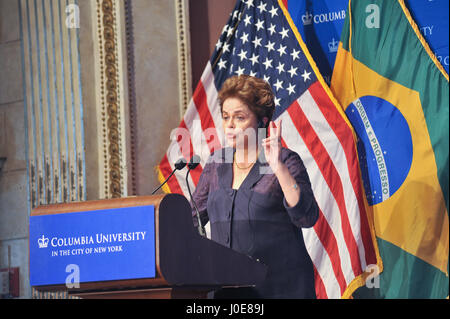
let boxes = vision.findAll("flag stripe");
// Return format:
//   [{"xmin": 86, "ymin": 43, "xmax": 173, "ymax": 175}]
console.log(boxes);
[
  {"xmin": 313, "ymin": 211, "xmax": 348, "ymax": 295},
  {"xmin": 303, "ymin": 226, "xmax": 342, "ymax": 298},
  {"xmin": 192, "ymin": 80, "xmax": 222, "ymax": 153},
  {"xmin": 288, "ymin": 96, "xmax": 362, "ymax": 277},
  {"xmin": 308, "ymin": 81, "xmax": 377, "ymax": 266},
  {"xmin": 178, "ymin": 120, "xmax": 201, "ymax": 186},
  {"xmin": 198, "ymin": 63, "xmax": 226, "ymax": 160},
  {"xmin": 298, "ymin": 88, "xmax": 367, "ymax": 272},
  {"xmin": 160, "ymin": 153, "xmax": 183, "ymax": 194},
  {"xmin": 280, "ymin": 111, "xmax": 353, "ymax": 296},
  {"xmin": 202, "ymin": 62, "xmax": 225, "ymax": 141},
  {"xmin": 164, "ymin": 127, "xmax": 198, "ymax": 197},
  {"xmin": 182, "ymin": 109, "xmax": 208, "ymax": 166},
  {"xmin": 176, "ymin": 120, "xmax": 193, "ymax": 161},
  {"xmin": 313, "ymin": 264, "xmax": 328, "ymax": 299}
]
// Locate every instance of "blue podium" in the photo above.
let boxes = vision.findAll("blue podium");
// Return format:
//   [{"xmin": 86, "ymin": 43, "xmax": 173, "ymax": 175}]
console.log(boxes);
[{"xmin": 29, "ymin": 194, "xmax": 267, "ymax": 298}]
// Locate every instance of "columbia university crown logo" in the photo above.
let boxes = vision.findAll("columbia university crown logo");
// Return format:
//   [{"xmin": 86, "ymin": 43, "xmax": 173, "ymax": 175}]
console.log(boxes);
[
  {"xmin": 328, "ymin": 38, "xmax": 339, "ymax": 53},
  {"xmin": 302, "ymin": 11, "xmax": 313, "ymax": 25},
  {"xmin": 38, "ymin": 235, "xmax": 49, "ymax": 248}
]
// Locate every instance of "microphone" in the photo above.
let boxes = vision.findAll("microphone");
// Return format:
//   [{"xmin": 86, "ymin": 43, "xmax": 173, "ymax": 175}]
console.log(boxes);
[
  {"xmin": 151, "ymin": 158, "xmax": 187, "ymax": 195},
  {"xmin": 185, "ymin": 155, "xmax": 206, "ymax": 237},
  {"xmin": 188, "ymin": 154, "xmax": 201, "ymax": 170}
]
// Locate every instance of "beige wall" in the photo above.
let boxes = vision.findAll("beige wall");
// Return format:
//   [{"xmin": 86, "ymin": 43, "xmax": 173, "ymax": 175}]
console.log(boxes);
[
  {"xmin": 189, "ymin": 0, "xmax": 236, "ymax": 90},
  {"xmin": 131, "ymin": 0, "xmax": 183, "ymax": 195},
  {"xmin": 0, "ymin": 0, "xmax": 31, "ymax": 298}
]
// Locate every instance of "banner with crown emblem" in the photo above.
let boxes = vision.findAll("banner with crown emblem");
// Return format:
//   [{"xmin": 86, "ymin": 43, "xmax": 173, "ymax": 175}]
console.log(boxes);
[
  {"xmin": 287, "ymin": 0, "xmax": 349, "ymax": 85},
  {"xmin": 286, "ymin": 0, "xmax": 449, "ymax": 85},
  {"xmin": 29, "ymin": 205, "xmax": 156, "ymax": 287}
]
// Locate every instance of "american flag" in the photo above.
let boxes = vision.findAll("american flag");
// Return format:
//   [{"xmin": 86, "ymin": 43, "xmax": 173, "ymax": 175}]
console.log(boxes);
[{"xmin": 157, "ymin": 0, "xmax": 378, "ymax": 299}]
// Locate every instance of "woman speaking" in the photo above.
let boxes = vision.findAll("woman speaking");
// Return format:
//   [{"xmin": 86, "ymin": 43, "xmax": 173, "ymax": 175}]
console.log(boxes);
[{"xmin": 191, "ymin": 75, "xmax": 319, "ymax": 298}]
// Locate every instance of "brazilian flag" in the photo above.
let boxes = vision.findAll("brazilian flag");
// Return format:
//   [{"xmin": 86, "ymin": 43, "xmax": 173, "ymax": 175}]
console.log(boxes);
[{"xmin": 331, "ymin": 0, "xmax": 448, "ymax": 298}]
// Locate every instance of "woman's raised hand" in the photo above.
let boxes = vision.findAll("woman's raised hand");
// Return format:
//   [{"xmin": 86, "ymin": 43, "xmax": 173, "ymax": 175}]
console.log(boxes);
[{"xmin": 262, "ymin": 120, "xmax": 282, "ymax": 174}]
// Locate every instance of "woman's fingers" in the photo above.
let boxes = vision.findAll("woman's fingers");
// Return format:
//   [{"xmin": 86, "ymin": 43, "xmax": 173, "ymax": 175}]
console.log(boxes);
[
  {"xmin": 277, "ymin": 119, "xmax": 282, "ymax": 137},
  {"xmin": 261, "ymin": 137, "xmax": 280, "ymax": 146},
  {"xmin": 263, "ymin": 121, "xmax": 282, "ymax": 156},
  {"xmin": 268, "ymin": 120, "xmax": 282, "ymax": 137}
]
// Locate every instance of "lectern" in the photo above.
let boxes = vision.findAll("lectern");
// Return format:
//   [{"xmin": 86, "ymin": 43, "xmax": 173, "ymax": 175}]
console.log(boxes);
[{"xmin": 29, "ymin": 194, "xmax": 267, "ymax": 298}]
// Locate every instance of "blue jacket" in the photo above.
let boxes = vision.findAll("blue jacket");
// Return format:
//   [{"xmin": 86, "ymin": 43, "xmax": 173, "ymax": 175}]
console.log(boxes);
[{"xmin": 192, "ymin": 147, "xmax": 319, "ymax": 298}]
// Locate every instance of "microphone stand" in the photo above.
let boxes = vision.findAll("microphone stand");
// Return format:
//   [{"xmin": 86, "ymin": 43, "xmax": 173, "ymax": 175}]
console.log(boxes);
[
  {"xmin": 151, "ymin": 158, "xmax": 187, "ymax": 195},
  {"xmin": 151, "ymin": 156, "xmax": 206, "ymax": 237},
  {"xmin": 186, "ymin": 157, "xmax": 206, "ymax": 237}
]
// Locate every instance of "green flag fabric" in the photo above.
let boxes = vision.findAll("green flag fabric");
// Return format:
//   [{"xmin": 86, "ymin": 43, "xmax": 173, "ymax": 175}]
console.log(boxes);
[{"xmin": 331, "ymin": 0, "xmax": 449, "ymax": 298}]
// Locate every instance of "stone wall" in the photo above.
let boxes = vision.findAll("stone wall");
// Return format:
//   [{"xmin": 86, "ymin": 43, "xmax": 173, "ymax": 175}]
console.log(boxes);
[{"xmin": 0, "ymin": 0, "xmax": 30, "ymax": 298}]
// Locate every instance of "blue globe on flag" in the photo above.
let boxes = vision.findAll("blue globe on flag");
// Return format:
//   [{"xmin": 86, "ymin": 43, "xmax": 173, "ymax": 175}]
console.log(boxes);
[{"xmin": 346, "ymin": 96, "xmax": 413, "ymax": 206}]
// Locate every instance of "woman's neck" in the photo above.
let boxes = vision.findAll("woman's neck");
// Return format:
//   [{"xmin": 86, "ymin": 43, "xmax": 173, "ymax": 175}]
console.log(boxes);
[{"xmin": 235, "ymin": 145, "xmax": 260, "ymax": 165}]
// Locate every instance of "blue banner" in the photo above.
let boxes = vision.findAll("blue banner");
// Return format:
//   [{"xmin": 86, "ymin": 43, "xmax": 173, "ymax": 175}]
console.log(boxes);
[
  {"xmin": 289, "ymin": 0, "xmax": 347, "ymax": 85},
  {"xmin": 29, "ymin": 205, "xmax": 156, "ymax": 287},
  {"xmin": 405, "ymin": 0, "xmax": 449, "ymax": 73},
  {"xmin": 288, "ymin": 0, "xmax": 449, "ymax": 84}
]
